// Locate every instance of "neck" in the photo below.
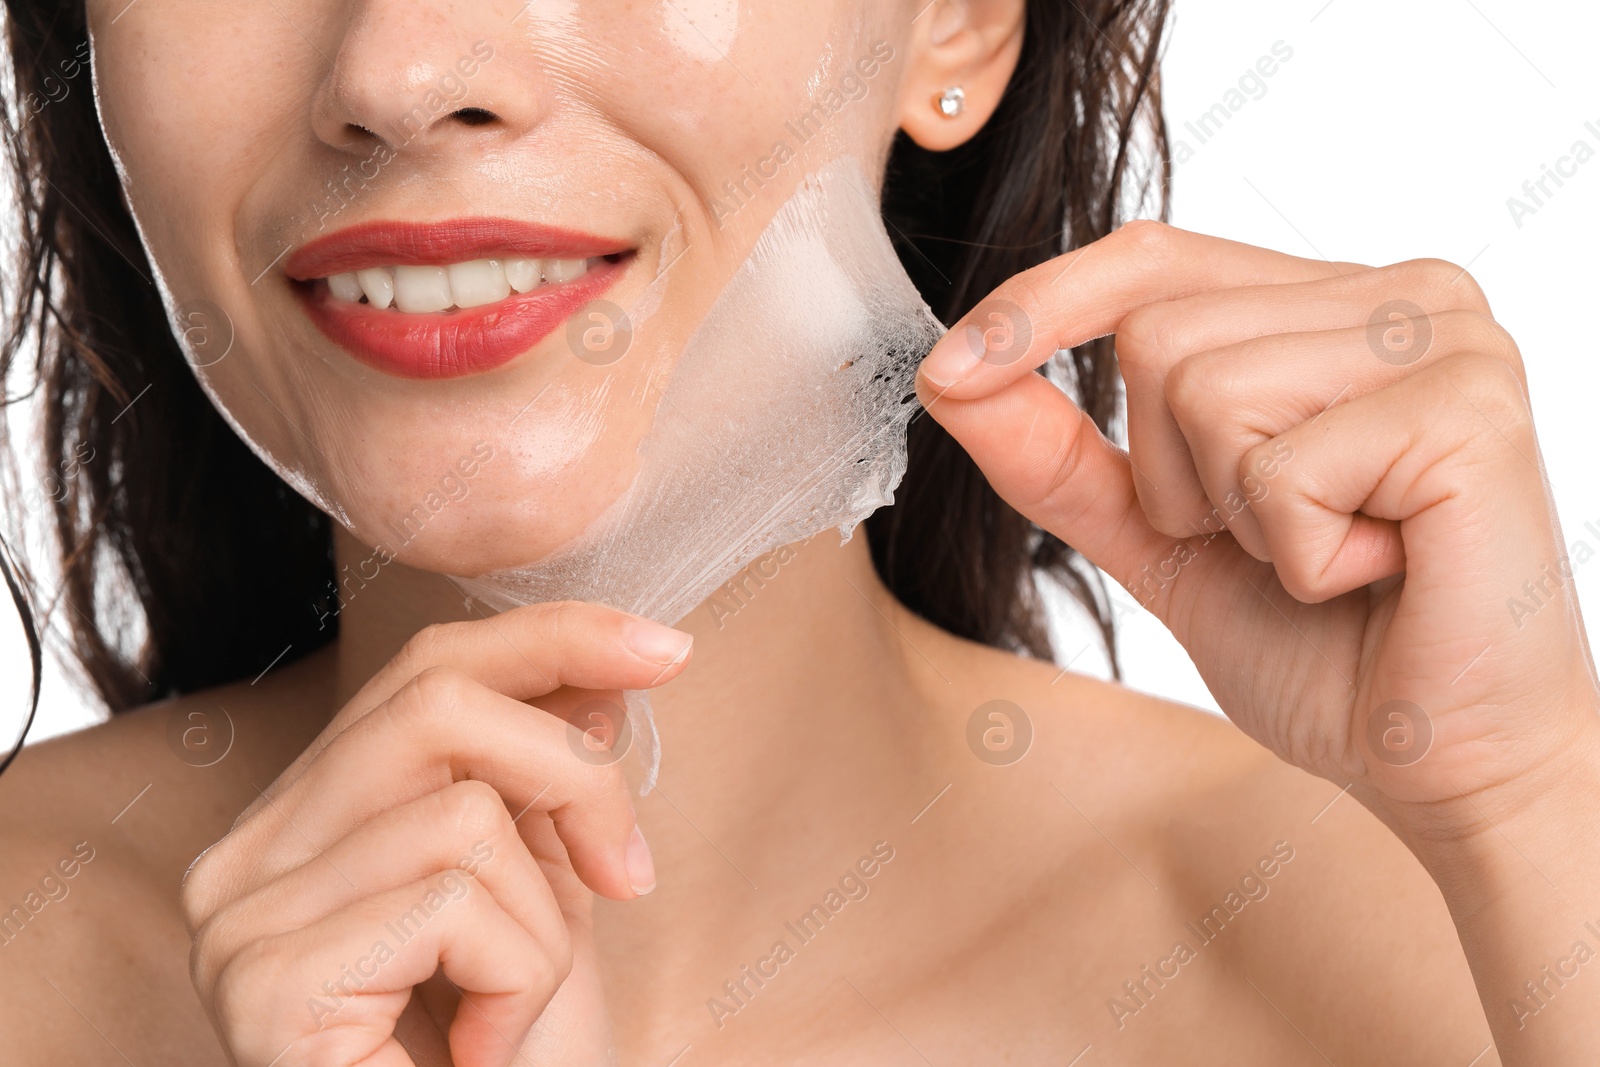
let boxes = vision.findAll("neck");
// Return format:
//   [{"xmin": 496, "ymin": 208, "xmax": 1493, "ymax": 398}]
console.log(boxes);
[{"xmin": 326, "ymin": 525, "xmax": 951, "ymax": 995}]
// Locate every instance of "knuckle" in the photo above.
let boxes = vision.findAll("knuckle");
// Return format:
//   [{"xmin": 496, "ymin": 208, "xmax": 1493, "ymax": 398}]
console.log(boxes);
[
  {"xmin": 379, "ymin": 665, "xmax": 477, "ymax": 743},
  {"xmin": 546, "ymin": 925, "xmax": 575, "ymax": 985},
  {"xmin": 189, "ymin": 909, "xmax": 240, "ymax": 996},
  {"xmin": 526, "ymin": 917, "xmax": 575, "ymax": 990},
  {"xmin": 1115, "ymin": 218, "xmax": 1177, "ymax": 258},
  {"xmin": 397, "ymin": 621, "xmax": 462, "ymax": 669},
  {"xmin": 211, "ymin": 937, "xmax": 280, "ymax": 1026},
  {"xmin": 1142, "ymin": 499, "xmax": 1211, "ymax": 543},
  {"xmin": 1275, "ymin": 563, "xmax": 1327, "ymax": 606},
  {"xmin": 1402, "ymin": 257, "xmax": 1492, "ymax": 313},
  {"xmin": 439, "ymin": 780, "xmax": 512, "ymax": 844},
  {"xmin": 1254, "ymin": 538, "xmax": 1329, "ymax": 604},
  {"xmin": 1163, "ymin": 351, "xmax": 1225, "ymax": 421},
  {"xmin": 511, "ymin": 598, "xmax": 596, "ymax": 655},
  {"xmin": 1449, "ymin": 351, "xmax": 1533, "ymax": 432},
  {"xmin": 179, "ymin": 842, "xmax": 230, "ymax": 932},
  {"xmin": 1239, "ymin": 439, "xmax": 1286, "ymax": 490},
  {"xmin": 406, "ymin": 664, "xmax": 472, "ymax": 718},
  {"xmin": 1453, "ymin": 346, "xmax": 1525, "ymax": 397},
  {"xmin": 1115, "ymin": 304, "xmax": 1174, "ymax": 375},
  {"xmin": 1437, "ymin": 309, "xmax": 1526, "ymax": 380},
  {"xmin": 1443, "ymin": 270, "xmax": 1491, "ymax": 315},
  {"xmin": 541, "ymin": 599, "xmax": 582, "ymax": 644},
  {"xmin": 426, "ymin": 866, "xmax": 473, "ymax": 899}
]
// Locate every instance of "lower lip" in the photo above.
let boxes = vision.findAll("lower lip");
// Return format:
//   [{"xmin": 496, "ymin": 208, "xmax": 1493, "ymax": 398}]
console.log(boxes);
[{"xmin": 294, "ymin": 257, "xmax": 628, "ymax": 379}]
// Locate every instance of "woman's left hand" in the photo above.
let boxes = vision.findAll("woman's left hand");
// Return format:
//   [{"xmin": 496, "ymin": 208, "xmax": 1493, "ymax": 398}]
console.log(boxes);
[{"xmin": 918, "ymin": 220, "xmax": 1600, "ymax": 837}]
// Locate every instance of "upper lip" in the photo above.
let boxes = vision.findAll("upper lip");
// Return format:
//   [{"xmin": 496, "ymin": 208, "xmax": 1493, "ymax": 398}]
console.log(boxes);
[{"xmin": 284, "ymin": 217, "xmax": 633, "ymax": 281}]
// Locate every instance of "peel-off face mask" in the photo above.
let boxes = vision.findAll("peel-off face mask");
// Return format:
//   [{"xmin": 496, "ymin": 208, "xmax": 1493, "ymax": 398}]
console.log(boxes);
[
  {"xmin": 118, "ymin": 0, "xmax": 946, "ymax": 791},
  {"xmin": 457, "ymin": 158, "xmax": 944, "ymax": 789}
]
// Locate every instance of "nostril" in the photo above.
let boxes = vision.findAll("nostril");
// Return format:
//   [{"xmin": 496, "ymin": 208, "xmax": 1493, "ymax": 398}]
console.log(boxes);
[{"xmin": 452, "ymin": 108, "xmax": 496, "ymax": 127}]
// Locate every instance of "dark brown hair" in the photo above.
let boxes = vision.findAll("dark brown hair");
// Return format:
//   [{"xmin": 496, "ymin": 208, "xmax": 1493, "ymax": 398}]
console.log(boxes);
[{"xmin": 0, "ymin": 0, "xmax": 1170, "ymax": 767}]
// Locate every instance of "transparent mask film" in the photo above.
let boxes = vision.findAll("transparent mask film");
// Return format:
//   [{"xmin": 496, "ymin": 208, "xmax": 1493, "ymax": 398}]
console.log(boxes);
[{"xmin": 139, "ymin": 0, "xmax": 946, "ymax": 790}]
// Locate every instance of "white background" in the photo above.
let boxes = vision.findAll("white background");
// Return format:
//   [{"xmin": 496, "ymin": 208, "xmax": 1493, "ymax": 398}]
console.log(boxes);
[{"xmin": 5, "ymin": 0, "xmax": 1599, "ymax": 743}]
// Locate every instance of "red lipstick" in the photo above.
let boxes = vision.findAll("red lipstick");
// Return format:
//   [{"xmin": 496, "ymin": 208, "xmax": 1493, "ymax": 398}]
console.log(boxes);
[{"xmin": 286, "ymin": 218, "xmax": 632, "ymax": 380}]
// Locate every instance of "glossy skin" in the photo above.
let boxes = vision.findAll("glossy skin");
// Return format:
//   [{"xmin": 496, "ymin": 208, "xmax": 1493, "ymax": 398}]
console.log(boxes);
[{"xmin": 4, "ymin": 0, "xmax": 1599, "ymax": 1063}]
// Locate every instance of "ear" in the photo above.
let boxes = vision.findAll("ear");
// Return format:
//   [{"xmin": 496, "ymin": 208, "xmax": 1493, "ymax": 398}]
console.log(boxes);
[{"xmin": 897, "ymin": 0, "xmax": 1025, "ymax": 151}]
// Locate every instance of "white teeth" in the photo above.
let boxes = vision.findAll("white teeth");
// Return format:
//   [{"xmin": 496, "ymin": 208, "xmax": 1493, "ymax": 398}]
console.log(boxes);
[
  {"xmin": 328, "ymin": 272, "xmax": 363, "ymax": 302},
  {"xmin": 324, "ymin": 255, "xmax": 606, "ymax": 310},
  {"xmin": 504, "ymin": 257, "xmax": 539, "ymax": 293},
  {"xmin": 447, "ymin": 259, "xmax": 511, "ymax": 309},
  {"xmin": 392, "ymin": 265, "xmax": 452, "ymax": 314},
  {"xmin": 545, "ymin": 258, "xmax": 586, "ymax": 283},
  {"xmin": 355, "ymin": 267, "xmax": 394, "ymax": 309}
]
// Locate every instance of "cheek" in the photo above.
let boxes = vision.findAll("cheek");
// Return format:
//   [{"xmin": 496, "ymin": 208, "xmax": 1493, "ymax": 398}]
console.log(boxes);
[
  {"xmin": 91, "ymin": 2, "xmax": 308, "ymax": 258},
  {"xmin": 529, "ymin": 0, "xmax": 906, "ymax": 212},
  {"xmin": 90, "ymin": 3, "xmax": 349, "ymax": 510}
]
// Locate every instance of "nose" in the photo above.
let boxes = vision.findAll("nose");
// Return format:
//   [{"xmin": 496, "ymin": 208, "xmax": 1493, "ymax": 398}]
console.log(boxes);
[{"xmin": 311, "ymin": 6, "xmax": 545, "ymax": 155}]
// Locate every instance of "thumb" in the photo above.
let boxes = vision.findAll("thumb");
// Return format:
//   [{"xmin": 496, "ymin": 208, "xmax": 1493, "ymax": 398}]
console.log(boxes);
[{"xmin": 916, "ymin": 369, "xmax": 1180, "ymax": 612}]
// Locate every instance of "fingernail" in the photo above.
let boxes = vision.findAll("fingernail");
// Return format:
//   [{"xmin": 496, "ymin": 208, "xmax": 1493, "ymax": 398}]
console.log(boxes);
[
  {"xmin": 626, "ymin": 824, "xmax": 656, "ymax": 896},
  {"xmin": 623, "ymin": 619, "xmax": 693, "ymax": 666},
  {"xmin": 919, "ymin": 323, "xmax": 986, "ymax": 387}
]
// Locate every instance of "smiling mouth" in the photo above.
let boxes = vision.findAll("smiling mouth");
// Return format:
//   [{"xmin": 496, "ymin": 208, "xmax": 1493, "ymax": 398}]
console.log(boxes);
[
  {"xmin": 286, "ymin": 218, "xmax": 635, "ymax": 380},
  {"xmin": 318, "ymin": 255, "xmax": 618, "ymax": 313}
]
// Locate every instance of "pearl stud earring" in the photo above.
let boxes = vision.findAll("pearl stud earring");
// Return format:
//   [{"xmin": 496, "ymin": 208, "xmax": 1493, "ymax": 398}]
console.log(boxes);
[{"xmin": 935, "ymin": 86, "xmax": 966, "ymax": 118}]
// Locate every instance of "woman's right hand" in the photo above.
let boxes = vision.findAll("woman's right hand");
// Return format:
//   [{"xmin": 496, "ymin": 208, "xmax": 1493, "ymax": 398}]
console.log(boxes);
[{"xmin": 179, "ymin": 601, "xmax": 693, "ymax": 1067}]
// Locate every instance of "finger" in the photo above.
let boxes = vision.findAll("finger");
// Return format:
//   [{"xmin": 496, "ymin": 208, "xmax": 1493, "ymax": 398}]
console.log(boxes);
[
  {"xmin": 198, "ymin": 672, "xmax": 647, "ymax": 915},
  {"xmin": 1244, "ymin": 351, "xmax": 1544, "ymax": 606},
  {"xmin": 914, "ymin": 371, "xmax": 1190, "ymax": 613},
  {"xmin": 917, "ymin": 220, "xmax": 1363, "ymax": 396},
  {"xmin": 244, "ymin": 599, "xmax": 690, "ymax": 834},
  {"xmin": 357, "ymin": 600, "xmax": 691, "ymax": 707},
  {"xmin": 210, "ymin": 872, "xmax": 559, "ymax": 1067},
  {"xmin": 191, "ymin": 781, "xmax": 570, "ymax": 992},
  {"xmin": 319, "ymin": 600, "xmax": 690, "ymax": 757},
  {"xmin": 1166, "ymin": 310, "xmax": 1523, "ymax": 558},
  {"xmin": 1113, "ymin": 258, "xmax": 1499, "ymax": 544}
]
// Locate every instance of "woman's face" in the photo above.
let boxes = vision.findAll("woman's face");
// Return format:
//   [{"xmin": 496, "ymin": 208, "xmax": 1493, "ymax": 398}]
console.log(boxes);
[{"xmin": 86, "ymin": 0, "xmax": 933, "ymax": 575}]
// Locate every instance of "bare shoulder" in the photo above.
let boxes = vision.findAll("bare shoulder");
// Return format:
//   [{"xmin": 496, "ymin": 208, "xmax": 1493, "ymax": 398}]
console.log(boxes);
[
  {"xmin": 0, "ymin": 664, "xmax": 319, "ymax": 875},
  {"xmin": 913, "ymin": 624, "xmax": 1498, "ymax": 1062},
  {"xmin": 0, "ymin": 656, "xmax": 331, "ymax": 1062}
]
